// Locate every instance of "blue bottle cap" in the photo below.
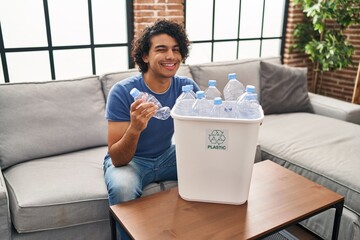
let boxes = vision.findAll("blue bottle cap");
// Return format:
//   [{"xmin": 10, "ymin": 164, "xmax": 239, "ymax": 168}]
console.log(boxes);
[
  {"xmin": 228, "ymin": 73, "xmax": 236, "ymax": 80},
  {"xmin": 214, "ymin": 97, "xmax": 222, "ymax": 105},
  {"xmin": 182, "ymin": 85, "xmax": 190, "ymax": 92},
  {"xmin": 130, "ymin": 88, "xmax": 140, "ymax": 97},
  {"xmin": 208, "ymin": 80, "xmax": 217, "ymax": 86},
  {"xmin": 196, "ymin": 90, "xmax": 205, "ymax": 99},
  {"xmin": 245, "ymin": 85, "xmax": 256, "ymax": 93}
]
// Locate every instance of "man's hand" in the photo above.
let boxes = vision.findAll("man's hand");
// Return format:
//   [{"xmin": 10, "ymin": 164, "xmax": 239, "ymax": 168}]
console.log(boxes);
[{"xmin": 129, "ymin": 97, "xmax": 158, "ymax": 132}]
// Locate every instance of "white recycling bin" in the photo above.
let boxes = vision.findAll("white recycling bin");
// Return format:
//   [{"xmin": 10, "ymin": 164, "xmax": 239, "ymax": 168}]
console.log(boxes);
[{"xmin": 170, "ymin": 102, "xmax": 264, "ymax": 205}]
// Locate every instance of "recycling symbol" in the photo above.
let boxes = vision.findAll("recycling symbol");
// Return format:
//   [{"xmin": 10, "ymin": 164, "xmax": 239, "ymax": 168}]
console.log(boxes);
[{"xmin": 208, "ymin": 130, "xmax": 226, "ymax": 145}]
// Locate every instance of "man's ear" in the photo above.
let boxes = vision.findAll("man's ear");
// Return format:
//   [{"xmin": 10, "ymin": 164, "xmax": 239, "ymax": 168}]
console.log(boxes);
[{"xmin": 142, "ymin": 55, "xmax": 149, "ymax": 63}]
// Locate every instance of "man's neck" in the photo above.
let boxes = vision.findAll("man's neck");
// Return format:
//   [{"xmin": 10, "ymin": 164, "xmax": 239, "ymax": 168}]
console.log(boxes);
[{"xmin": 143, "ymin": 72, "xmax": 172, "ymax": 94}]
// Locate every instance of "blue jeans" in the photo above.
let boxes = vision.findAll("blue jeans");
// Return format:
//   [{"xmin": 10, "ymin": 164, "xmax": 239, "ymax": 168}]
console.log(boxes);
[{"xmin": 104, "ymin": 145, "xmax": 177, "ymax": 239}]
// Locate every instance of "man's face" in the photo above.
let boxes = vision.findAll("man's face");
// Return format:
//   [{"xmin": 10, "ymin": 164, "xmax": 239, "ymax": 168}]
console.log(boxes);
[{"xmin": 143, "ymin": 34, "xmax": 182, "ymax": 80}]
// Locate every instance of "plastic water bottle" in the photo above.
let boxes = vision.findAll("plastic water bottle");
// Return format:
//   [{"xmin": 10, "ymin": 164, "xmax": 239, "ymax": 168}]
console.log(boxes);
[
  {"xmin": 223, "ymin": 73, "xmax": 244, "ymax": 101},
  {"xmin": 236, "ymin": 84, "xmax": 255, "ymax": 103},
  {"xmin": 192, "ymin": 91, "xmax": 212, "ymax": 117},
  {"xmin": 210, "ymin": 97, "xmax": 225, "ymax": 118},
  {"xmin": 186, "ymin": 84, "xmax": 196, "ymax": 98},
  {"xmin": 223, "ymin": 73, "xmax": 244, "ymax": 117},
  {"xmin": 130, "ymin": 88, "xmax": 171, "ymax": 120},
  {"xmin": 205, "ymin": 80, "xmax": 222, "ymax": 100},
  {"xmin": 175, "ymin": 85, "xmax": 196, "ymax": 116},
  {"xmin": 236, "ymin": 85, "xmax": 261, "ymax": 119},
  {"xmin": 176, "ymin": 85, "xmax": 195, "ymax": 102}
]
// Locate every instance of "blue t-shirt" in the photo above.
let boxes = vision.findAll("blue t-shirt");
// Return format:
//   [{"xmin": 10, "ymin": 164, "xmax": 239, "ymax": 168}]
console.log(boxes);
[{"xmin": 106, "ymin": 73, "xmax": 200, "ymax": 158}]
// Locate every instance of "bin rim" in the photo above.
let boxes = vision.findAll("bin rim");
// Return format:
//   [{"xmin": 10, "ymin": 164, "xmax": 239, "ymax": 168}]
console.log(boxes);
[{"xmin": 170, "ymin": 108, "xmax": 264, "ymax": 124}]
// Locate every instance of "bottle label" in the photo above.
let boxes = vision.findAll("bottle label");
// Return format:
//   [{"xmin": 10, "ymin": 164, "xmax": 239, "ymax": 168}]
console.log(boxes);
[{"xmin": 206, "ymin": 129, "xmax": 228, "ymax": 151}]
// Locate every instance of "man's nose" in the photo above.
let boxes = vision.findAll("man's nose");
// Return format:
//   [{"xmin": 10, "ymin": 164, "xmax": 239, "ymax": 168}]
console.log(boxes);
[{"xmin": 166, "ymin": 49, "xmax": 175, "ymax": 59}]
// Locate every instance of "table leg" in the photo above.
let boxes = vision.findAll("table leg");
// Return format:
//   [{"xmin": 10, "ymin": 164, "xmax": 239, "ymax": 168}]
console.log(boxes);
[
  {"xmin": 109, "ymin": 210, "xmax": 117, "ymax": 240},
  {"xmin": 331, "ymin": 200, "xmax": 344, "ymax": 240}
]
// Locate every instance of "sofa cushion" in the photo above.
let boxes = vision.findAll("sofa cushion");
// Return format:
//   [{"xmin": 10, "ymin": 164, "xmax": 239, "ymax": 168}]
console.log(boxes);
[
  {"xmin": 189, "ymin": 57, "xmax": 281, "ymax": 98},
  {"xmin": 3, "ymin": 147, "xmax": 109, "ymax": 233},
  {"xmin": 0, "ymin": 76, "xmax": 108, "ymax": 169},
  {"xmin": 100, "ymin": 65, "xmax": 193, "ymax": 100},
  {"xmin": 259, "ymin": 113, "xmax": 360, "ymax": 216},
  {"xmin": 260, "ymin": 61, "xmax": 313, "ymax": 115},
  {"xmin": 309, "ymin": 92, "xmax": 360, "ymax": 125},
  {"xmin": 100, "ymin": 68, "xmax": 139, "ymax": 101}
]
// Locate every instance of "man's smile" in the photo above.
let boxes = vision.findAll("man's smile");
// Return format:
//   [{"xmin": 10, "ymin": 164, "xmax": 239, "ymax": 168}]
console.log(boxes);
[{"xmin": 161, "ymin": 62, "xmax": 177, "ymax": 71}]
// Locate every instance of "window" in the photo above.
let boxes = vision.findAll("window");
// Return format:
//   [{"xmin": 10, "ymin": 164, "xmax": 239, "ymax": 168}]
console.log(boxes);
[
  {"xmin": 0, "ymin": 0, "xmax": 134, "ymax": 83},
  {"xmin": 185, "ymin": 0, "xmax": 288, "ymax": 64}
]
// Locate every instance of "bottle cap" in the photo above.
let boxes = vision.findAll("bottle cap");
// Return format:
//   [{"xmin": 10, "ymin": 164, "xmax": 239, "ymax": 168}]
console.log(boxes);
[
  {"xmin": 187, "ymin": 84, "xmax": 194, "ymax": 90},
  {"xmin": 214, "ymin": 97, "xmax": 222, "ymax": 105},
  {"xmin": 182, "ymin": 85, "xmax": 190, "ymax": 92},
  {"xmin": 208, "ymin": 80, "xmax": 217, "ymax": 86},
  {"xmin": 196, "ymin": 90, "xmax": 205, "ymax": 99},
  {"xmin": 228, "ymin": 73, "xmax": 236, "ymax": 80},
  {"xmin": 130, "ymin": 88, "xmax": 140, "ymax": 97},
  {"xmin": 245, "ymin": 85, "xmax": 256, "ymax": 93}
]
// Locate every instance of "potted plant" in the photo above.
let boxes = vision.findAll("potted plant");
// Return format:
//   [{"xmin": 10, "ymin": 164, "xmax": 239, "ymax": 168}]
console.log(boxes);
[{"xmin": 292, "ymin": 0, "xmax": 360, "ymax": 93}]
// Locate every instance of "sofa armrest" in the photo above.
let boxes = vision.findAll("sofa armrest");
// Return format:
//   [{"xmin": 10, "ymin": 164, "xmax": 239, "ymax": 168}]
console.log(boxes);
[
  {"xmin": 0, "ymin": 168, "xmax": 11, "ymax": 240},
  {"xmin": 309, "ymin": 92, "xmax": 360, "ymax": 125}
]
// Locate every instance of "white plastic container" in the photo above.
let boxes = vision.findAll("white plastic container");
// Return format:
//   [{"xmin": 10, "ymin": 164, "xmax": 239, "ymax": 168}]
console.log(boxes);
[{"xmin": 171, "ymin": 103, "xmax": 264, "ymax": 205}]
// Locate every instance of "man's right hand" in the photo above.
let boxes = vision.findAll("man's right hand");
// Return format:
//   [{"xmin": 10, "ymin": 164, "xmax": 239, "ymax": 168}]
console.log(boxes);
[{"xmin": 129, "ymin": 97, "xmax": 158, "ymax": 132}]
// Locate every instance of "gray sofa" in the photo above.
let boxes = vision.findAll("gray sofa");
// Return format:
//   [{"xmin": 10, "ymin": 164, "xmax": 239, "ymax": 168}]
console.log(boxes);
[{"xmin": 0, "ymin": 57, "xmax": 359, "ymax": 240}]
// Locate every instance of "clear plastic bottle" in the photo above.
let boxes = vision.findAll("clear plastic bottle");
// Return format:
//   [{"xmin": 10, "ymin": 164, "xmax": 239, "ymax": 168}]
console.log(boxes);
[
  {"xmin": 223, "ymin": 73, "xmax": 245, "ymax": 101},
  {"xmin": 236, "ymin": 85, "xmax": 261, "ymax": 119},
  {"xmin": 175, "ymin": 85, "xmax": 196, "ymax": 116},
  {"xmin": 130, "ymin": 88, "xmax": 171, "ymax": 120},
  {"xmin": 186, "ymin": 84, "xmax": 196, "ymax": 98},
  {"xmin": 192, "ymin": 90, "xmax": 212, "ymax": 117},
  {"xmin": 210, "ymin": 97, "xmax": 225, "ymax": 118},
  {"xmin": 223, "ymin": 73, "xmax": 244, "ymax": 117},
  {"xmin": 204, "ymin": 80, "xmax": 222, "ymax": 100}
]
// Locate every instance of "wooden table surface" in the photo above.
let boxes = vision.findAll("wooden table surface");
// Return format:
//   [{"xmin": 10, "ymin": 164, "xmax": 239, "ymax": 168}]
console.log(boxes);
[{"xmin": 110, "ymin": 160, "xmax": 344, "ymax": 240}]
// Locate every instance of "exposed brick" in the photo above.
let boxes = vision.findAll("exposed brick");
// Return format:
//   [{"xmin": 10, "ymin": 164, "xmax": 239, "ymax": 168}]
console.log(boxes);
[
  {"xmin": 166, "ymin": 4, "xmax": 183, "ymax": 10},
  {"xmin": 166, "ymin": 0, "xmax": 183, "ymax": 3},
  {"xmin": 158, "ymin": 10, "xmax": 183, "ymax": 17},
  {"xmin": 134, "ymin": 0, "xmax": 155, "ymax": 3},
  {"xmin": 134, "ymin": 5, "xmax": 165, "ymax": 10},
  {"xmin": 134, "ymin": 11, "xmax": 155, "ymax": 17}
]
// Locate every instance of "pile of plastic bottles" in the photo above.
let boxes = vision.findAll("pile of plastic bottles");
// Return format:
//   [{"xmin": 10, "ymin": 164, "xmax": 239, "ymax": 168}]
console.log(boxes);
[{"xmin": 175, "ymin": 73, "xmax": 262, "ymax": 119}]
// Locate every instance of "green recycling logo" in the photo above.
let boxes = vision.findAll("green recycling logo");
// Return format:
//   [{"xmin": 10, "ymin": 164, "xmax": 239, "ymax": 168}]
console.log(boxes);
[{"xmin": 207, "ymin": 129, "xmax": 228, "ymax": 150}]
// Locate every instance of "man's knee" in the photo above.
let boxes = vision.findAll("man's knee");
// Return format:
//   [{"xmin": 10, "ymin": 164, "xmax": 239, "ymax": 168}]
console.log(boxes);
[{"xmin": 105, "ymin": 168, "xmax": 142, "ymax": 205}]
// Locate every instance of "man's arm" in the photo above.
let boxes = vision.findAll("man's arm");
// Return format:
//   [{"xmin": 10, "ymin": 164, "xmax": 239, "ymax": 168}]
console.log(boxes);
[{"xmin": 107, "ymin": 99, "xmax": 158, "ymax": 167}]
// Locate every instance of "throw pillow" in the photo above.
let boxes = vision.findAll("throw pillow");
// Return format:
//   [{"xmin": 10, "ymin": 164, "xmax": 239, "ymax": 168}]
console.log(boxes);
[{"xmin": 260, "ymin": 61, "xmax": 313, "ymax": 115}]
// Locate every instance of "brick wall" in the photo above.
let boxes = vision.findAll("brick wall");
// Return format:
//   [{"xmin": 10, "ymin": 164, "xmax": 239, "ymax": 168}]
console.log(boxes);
[
  {"xmin": 133, "ymin": 0, "xmax": 184, "ymax": 38},
  {"xmin": 132, "ymin": 0, "xmax": 360, "ymax": 103},
  {"xmin": 283, "ymin": 0, "xmax": 360, "ymax": 102},
  {"xmin": 282, "ymin": 1, "xmax": 314, "ymax": 91}
]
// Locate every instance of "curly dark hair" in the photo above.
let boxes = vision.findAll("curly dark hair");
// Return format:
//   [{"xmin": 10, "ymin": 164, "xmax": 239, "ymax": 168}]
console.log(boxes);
[{"xmin": 131, "ymin": 19, "xmax": 190, "ymax": 73}]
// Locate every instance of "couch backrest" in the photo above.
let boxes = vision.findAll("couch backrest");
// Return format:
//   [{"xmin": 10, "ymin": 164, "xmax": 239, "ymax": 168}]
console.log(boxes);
[
  {"xmin": 99, "ymin": 65, "xmax": 193, "ymax": 101},
  {"xmin": 0, "ymin": 76, "xmax": 108, "ymax": 169},
  {"xmin": 189, "ymin": 57, "xmax": 281, "ymax": 99}
]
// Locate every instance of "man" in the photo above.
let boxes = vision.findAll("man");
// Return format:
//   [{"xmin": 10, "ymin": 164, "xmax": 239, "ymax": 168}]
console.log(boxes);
[{"xmin": 103, "ymin": 19, "xmax": 200, "ymax": 206}]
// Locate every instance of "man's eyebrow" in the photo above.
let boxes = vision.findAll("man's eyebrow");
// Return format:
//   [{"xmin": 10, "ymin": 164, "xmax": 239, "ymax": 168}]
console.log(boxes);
[
  {"xmin": 154, "ymin": 45, "xmax": 167, "ymax": 49},
  {"xmin": 154, "ymin": 44, "xmax": 179, "ymax": 49}
]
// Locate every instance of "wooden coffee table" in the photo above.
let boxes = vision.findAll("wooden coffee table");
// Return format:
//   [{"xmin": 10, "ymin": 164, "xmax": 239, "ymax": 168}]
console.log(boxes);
[{"xmin": 109, "ymin": 160, "xmax": 344, "ymax": 240}]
